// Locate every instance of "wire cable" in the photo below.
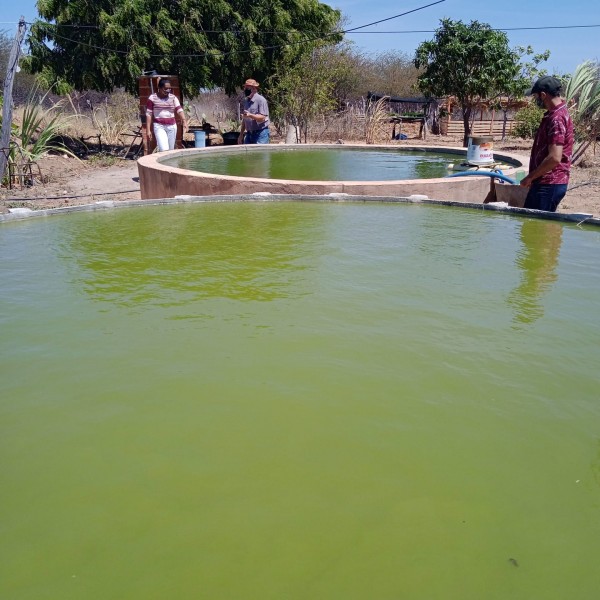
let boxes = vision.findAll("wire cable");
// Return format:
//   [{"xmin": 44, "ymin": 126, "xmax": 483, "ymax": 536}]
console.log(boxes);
[{"xmin": 22, "ymin": 2, "xmax": 455, "ymax": 59}]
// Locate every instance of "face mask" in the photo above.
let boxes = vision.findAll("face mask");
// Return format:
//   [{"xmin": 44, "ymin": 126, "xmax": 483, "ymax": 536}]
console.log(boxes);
[
  {"xmin": 535, "ymin": 94, "xmax": 544, "ymax": 108},
  {"xmin": 244, "ymin": 88, "xmax": 252, "ymax": 97}
]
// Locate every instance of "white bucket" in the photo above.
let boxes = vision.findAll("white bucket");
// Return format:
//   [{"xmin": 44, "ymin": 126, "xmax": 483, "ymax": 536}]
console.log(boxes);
[{"xmin": 467, "ymin": 136, "xmax": 494, "ymax": 165}]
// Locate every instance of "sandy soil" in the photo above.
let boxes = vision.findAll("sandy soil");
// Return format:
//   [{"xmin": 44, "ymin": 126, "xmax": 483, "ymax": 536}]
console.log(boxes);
[{"xmin": 1, "ymin": 137, "xmax": 599, "ymax": 216}]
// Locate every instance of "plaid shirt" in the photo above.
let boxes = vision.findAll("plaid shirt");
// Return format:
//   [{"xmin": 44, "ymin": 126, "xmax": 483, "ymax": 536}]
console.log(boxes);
[{"xmin": 529, "ymin": 102, "xmax": 574, "ymax": 185}]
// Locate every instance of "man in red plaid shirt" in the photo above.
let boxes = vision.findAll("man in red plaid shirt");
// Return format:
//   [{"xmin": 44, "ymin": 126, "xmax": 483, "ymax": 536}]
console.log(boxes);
[{"xmin": 520, "ymin": 76, "xmax": 574, "ymax": 212}]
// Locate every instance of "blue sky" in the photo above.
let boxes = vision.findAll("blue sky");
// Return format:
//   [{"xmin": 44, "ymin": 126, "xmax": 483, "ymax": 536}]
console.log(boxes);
[{"xmin": 2, "ymin": 0, "xmax": 599, "ymax": 76}]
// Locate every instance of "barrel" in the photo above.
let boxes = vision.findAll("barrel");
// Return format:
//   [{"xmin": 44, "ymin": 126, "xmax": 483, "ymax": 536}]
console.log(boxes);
[
  {"xmin": 222, "ymin": 131, "xmax": 240, "ymax": 146},
  {"xmin": 467, "ymin": 136, "xmax": 494, "ymax": 165},
  {"xmin": 193, "ymin": 130, "xmax": 206, "ymax": 148}
]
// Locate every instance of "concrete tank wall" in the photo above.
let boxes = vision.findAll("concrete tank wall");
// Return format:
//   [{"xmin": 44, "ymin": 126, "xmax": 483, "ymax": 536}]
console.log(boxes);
[{"xmin": 137, "ymin": 144, "xmax": 528, "ymax": 204}]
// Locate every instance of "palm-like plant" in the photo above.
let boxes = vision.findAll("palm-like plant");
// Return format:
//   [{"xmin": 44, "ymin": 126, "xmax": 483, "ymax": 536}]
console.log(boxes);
[
  {"xmin": 15, "ymin": 86, "xmax": 79, "ymax": 163},
  {"xmin": 564, "ymin": 61, "xmax": 600, "ymax": 165}
]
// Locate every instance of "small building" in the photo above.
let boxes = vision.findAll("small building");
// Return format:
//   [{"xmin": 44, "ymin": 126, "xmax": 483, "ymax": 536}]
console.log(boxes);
[{"xmin": 366, "ymin": 92, "xmax": 442, "ymax": 138}]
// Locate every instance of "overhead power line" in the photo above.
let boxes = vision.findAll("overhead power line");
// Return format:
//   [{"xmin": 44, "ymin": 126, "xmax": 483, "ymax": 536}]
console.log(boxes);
[
  {"xmin": 36, "ymin": 23, "xmax": 600, "ymax": 59},
  {"xmin": 7, "ymin": 0, "xmax": 599, "ymax": 60},
  {"xmin": 18, "ymin": 21, "xmax": 600, "ymax": 34},
  {"xmin": 347, "ymin": 24, "xmax": 600, "ymax": 33}
]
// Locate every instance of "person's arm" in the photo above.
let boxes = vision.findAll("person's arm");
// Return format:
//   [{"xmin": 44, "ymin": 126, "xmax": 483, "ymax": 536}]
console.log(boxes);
[
  {"xmin": 174, "ymin": 98, "xmax": 187, "ymax": 133},
  {"xmin": 242, "ymin": 110, "xmax": 267, "ymax": 125},
  {"xmin": 146, "ymin": 98, "xmax": 154, "ymax": 141},
  {"xmin": 176, "ymin": 106, "xmax": 187, "ymax": 133},
  {"xmin": 520, "ymin": 144, "xmax": 563, "ymax": 187}
]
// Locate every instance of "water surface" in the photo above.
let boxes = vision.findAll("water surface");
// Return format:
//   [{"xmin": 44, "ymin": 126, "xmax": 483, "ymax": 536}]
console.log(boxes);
[
  {"xmin": 164, "ymin": 147, "xmax": 460, "ymax": 180},
  {"xmin": 1, "ymin": 203, "xmax": 599, "ymax": 599}
]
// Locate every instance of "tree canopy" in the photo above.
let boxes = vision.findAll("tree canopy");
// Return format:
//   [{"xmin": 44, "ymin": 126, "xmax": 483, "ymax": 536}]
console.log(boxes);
[
  {"xmin": 414, "ymin": 19, "xmax": 520, "ymax": 146},
  {"xmin": 26, "ymin": 0, "xmax": 342, "ymax": 96},
  {"xmin": 267, "ymin": 43, "xmax": 347, "ymax": 142}
]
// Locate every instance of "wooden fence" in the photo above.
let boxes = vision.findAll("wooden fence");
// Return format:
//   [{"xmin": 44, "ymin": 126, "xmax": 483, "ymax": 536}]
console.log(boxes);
[{"xmin": 441, "ymin": 116, "xmax": 515, "ymax": 137}]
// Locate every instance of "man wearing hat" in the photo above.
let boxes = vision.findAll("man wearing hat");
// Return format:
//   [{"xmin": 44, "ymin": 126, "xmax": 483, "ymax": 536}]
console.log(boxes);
[
  {"xmin": 520, "ymin": 76, "xmax": 574, "ymax": 212},
  {"xmin": 238, "ymin": 78, "xmax": 270, "ymax": 144}
]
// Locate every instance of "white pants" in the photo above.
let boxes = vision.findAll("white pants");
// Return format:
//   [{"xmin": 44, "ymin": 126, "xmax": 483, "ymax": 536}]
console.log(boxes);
[{"xmin": 153, "ymin": 123, "xmax": 177, "ymax": 151}]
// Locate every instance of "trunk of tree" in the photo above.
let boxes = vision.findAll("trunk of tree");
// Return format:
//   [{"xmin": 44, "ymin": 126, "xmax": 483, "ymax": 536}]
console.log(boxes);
[
  {"xmin": 501, "ymin": 109, "xmax": 508, "ymax": 141},
  {"xmin": 285, "ymin": 122, "xmax": 299, "ymax": 144},
  {"xmin": 462, "ymin": 106, "xmax": 472, "ymax": 148},
  {"xmin": 427, "ymin": 101, "xmax": 440, "ymax": 135}
]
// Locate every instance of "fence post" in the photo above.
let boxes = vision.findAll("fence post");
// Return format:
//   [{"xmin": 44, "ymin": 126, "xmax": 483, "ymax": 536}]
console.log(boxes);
[{"xmin": 0, "ymin": 17, "xmax": 27, "ymax": 183}]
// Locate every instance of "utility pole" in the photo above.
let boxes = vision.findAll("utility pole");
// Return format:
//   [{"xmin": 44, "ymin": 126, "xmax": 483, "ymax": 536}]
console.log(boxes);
[{"xmin": 0, "ymin": 17, "xmax": 27, "ymax": 183}]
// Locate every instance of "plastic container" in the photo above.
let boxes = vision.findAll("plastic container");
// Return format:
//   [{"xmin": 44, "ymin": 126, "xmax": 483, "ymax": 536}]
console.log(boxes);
[
  {"xmin": 193, "ymin": 130, "xmax": 206, "ymax": 148},
  {"xmin": 222, "ymin": 131, "xmax": 240, "ymax": 146},
  {"xmin": 494, "ymin": 182, "xmax": 529, "ymax": 207},
  {"xmin": 467, "ymin": 136, "xmax": 494, "ymax": 165}
]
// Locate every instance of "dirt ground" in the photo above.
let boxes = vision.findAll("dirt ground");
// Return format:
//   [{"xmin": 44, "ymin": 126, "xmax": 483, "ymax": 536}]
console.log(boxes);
[{"xmin": 1, "ymin": 136, "xmax": 599, "ymax": 216}]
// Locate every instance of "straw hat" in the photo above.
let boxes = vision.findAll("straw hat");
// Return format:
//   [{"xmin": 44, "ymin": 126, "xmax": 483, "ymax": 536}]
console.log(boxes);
[{"xmin": 244, "ymin": 78, "xmax": 260, "ymax": 88}]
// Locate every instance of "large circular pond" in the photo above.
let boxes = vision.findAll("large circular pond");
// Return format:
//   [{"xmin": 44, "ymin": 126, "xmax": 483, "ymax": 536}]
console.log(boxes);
[
  {"xmin": 1, "ymin": 202, "xmax": 599, "ymax": 599},
  {"xmin": 163, "ymin": 147, "xmax": 471, "ymax": 180},
  {"xmin": 137, "ymin": 144, "xmax": 527, "ymax": 201}
]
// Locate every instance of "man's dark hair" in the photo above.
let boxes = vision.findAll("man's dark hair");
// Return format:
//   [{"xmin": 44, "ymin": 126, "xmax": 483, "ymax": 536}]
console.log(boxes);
[{"xmin": 158, "ymin": 78, "xmax": 171, "ymax": 89}]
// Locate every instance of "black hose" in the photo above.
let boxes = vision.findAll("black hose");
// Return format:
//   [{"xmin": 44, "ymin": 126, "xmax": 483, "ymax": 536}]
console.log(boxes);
[{"xmin": 1, "ymin": 189, "xmax": 140, "ymax": 202}]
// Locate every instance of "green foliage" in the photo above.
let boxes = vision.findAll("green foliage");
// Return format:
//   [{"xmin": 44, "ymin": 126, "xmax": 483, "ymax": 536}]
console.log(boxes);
[
  {"xmin": 317, "ymin": 42, "xmax": 363, "ymax": 106},
  {"xmin": 488, "ymin": 45, "xmax": 550, "ymax": 140},
  {"xmin": 87, "ymin": 152, "xmax": 119, "ymax": 167},
  {"xmin": 507, "ymin": 45, "xmax": 551, "ymax": 99},
  {"xmin": 218, "ymin": 119, "xmax": 241, "ymax": 134},
  {"xmin": 510, "ymin": 102, "xmax": 545, "ymax": 139},
  {"xmin": 26, "ymin": 0, "xmax": 342, "ymax": 97},
  {"xmin": 15, "ymin": 86, "xmax": 79, "ymax": 161},
  {"xmin": 414, "ymin": 19, "xmax": 520, "ymax": 145},
  {"xmin": 267, "ymin": 43, "xmax": 342, "ymax": 142},
  {"xmin": 564, "ymin": 61, "xmax": 600, "ymax": 164}
]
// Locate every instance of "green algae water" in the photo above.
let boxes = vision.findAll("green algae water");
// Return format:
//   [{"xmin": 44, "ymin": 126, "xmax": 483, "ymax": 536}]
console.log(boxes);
[
  {"xmin": 1, "ymin": 203, "xmax": 599, "ymax": 600},
  {"xmin": 164, "ymin": 147, "xmax": 459, "ymax": 180}
]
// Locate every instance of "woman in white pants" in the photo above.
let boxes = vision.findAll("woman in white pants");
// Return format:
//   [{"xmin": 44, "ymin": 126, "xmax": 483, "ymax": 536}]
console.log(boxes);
[{"xmin": 146, "ymin": 78, "xmax": 187, "ymax": 151}]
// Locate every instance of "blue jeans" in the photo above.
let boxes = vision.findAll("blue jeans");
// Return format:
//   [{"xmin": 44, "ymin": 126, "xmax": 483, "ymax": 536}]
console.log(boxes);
[
  {"xmin": 524, "ymin": 183, "xmax": 568, "ymax": 212},
  {"xmin": 243, "ymin": 128, "xmax": 270, "ymax": 144}
]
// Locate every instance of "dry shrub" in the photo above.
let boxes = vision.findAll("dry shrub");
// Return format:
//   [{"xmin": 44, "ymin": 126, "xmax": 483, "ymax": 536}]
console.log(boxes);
[
  {"xmin": 305, "ymin": 110, "xmax": 365, "ymax": 142},
  {"xmin": 575, "ymin": 143, "xmax": 599, "ymax": 169},
  {"xmin": 90, "ymin": 91, "xmax": 139, "ymax": 145},
  {"xmin": 58, "ymin": 90, "xmax": 139, "ymax": 146},
  {"xmin": 186, "ymin": 90, "xmax": 240, "ymax": 129},
  {"xmin": 365, "ymin": 97, "xmax": 390, "ymax": 144}
]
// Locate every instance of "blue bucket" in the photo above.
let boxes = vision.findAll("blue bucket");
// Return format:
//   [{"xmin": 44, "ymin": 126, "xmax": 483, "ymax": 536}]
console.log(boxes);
[{"xmin": 193, "ymin": 130, "xmax": 206, "ymax": 148}]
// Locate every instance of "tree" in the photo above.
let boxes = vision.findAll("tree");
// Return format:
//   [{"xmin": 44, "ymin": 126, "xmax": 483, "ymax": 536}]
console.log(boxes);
[
  {"xmin": 26, "ymin": 0, "xmax": 342, "ymax": 97},
  {"xmin": 359, "ymin": 51, "xmax": 420, "ymax": 99},
  {"xmin": 414, "ymin": 19, "xmax": 520, "ymax": 146},
  {"xmin": 267, "ymin": 43, "xmax": 344, "ymax": 142},
  {"xmin": 493, "ymin": 45, "xmax": 550, "ymax": 139},
  {"xmin": 510, "ymin": 102, "xmax": 546, "ymax": 139}
]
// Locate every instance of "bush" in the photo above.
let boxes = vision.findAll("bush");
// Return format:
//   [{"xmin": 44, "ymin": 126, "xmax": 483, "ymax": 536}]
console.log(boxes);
[{"xmin": 511, "ymin": 102, "xmax": 544, "ymax": 139}]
